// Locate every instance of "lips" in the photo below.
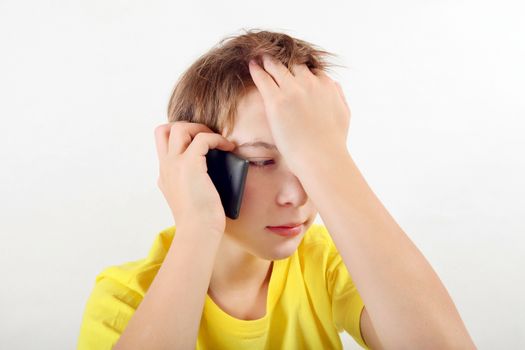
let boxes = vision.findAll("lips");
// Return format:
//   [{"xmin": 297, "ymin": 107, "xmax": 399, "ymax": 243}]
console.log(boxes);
[
  {"xmin": 265, "ymin": 221, "xmax": 305, "ymax": 237},
  {"xmin": 267, "ymin": 222, "xmax": 304, "ymax": 229}
]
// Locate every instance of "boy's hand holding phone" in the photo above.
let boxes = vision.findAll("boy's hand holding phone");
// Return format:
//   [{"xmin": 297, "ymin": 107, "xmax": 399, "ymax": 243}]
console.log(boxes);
[{"xmin": 154, "ymin": 121, "xmax": 238, "ymax": 237}]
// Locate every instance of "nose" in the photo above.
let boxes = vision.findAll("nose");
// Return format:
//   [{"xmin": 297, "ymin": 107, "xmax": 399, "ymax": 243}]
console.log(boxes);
[{"xmin": 275, "ymin": 171, "xmax": 309, "ymax": 208}]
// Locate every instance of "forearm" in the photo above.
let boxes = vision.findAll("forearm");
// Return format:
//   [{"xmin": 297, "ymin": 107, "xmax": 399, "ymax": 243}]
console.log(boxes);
[
  {"xmin": 114, "ymin": 226, "xmax": 222, "ymax": 350},
  {"xmin": 302, "ymin": 152, "xmax": 475, "ymax": 348}
]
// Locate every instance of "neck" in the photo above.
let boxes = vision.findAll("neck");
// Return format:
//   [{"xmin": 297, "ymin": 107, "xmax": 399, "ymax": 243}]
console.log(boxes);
[{"xmin": 208, "ymin": 233, "xmax": 273, "ymax": 296}]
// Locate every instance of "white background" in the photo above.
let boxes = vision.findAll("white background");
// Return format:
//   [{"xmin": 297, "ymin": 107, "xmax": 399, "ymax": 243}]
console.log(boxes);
[{"xmin": 1, "ymin": 0, "xmax": 524, "ymax": 349}]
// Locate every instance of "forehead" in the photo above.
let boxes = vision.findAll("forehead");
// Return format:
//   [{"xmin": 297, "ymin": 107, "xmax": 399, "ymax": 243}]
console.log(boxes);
[{"xmin": 227, "ymin": 87, "xmax": 274, "ymax": 145}]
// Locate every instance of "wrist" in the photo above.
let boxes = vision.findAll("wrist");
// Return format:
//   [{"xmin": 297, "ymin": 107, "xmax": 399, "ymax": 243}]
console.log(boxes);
[
  {"xmin": 296, "ymin": 147, "xmax": 353, "ymax": 185},
  {"xmin": 174, "ymin": 222, "xmax": 224, "ymax": 241}
]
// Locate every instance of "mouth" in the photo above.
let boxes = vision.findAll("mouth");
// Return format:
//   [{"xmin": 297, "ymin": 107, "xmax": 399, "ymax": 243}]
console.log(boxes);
[{"xmin": 265, "ymin": 222, "xmax": 305, "ymax": 237}]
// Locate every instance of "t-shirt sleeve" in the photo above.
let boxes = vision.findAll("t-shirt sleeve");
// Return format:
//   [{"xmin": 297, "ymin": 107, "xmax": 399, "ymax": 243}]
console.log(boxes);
[
  {"xmin": 77, "ymin": 275, "xmax": 142, "ymax": 350},
  {"xmin": 326, "ymin": 246, "xmax": 369, "ymax": 349}
]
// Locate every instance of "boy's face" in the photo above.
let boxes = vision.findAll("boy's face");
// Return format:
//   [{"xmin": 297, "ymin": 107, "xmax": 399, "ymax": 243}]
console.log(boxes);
[{"xmin": 221, "ymin": 87, "xmax": 318, "ymax": 260}]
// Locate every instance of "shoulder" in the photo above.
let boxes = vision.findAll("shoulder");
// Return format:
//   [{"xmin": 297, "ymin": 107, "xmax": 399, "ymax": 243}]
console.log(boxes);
[
  {"xmin": 300, "ymin": 226, "xmax": 366, "ymax": 347},
  {"xmin": 293, "ymin": 223, "xmax": 344, "ymax": 282},
  {"xmin": 297, "ymin": 223, "xmax": 339, "ymax": 258},
  {"xmin": 94, "ymin": 225, "xmax": 177, "ymax": 296},
  {"xmin": 297, "ymin": 223, "xmax": 357, "ymax": 294},
  {"xmin": 78, "ymin": 226, "xmax": 177, "ymax": 348}
]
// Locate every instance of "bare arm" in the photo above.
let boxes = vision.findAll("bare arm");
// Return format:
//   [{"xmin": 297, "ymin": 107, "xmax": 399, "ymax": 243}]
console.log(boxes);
[
  {"xmin": 117, "ymin": 121, "xmax": 235, "ymax": 349},
  {"xmin": 114, "ymin": 225, "xmax": 222, "ymax": 350},
  {"xmin": 245, "ymin": 52, "xmax": 475, "ymax": 348},
  {"xmin": 302, "ymin": 152, "xmax": 476, "ymax": 349}
]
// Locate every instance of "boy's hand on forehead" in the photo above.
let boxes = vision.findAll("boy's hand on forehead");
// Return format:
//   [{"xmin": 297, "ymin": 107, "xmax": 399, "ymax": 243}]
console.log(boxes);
[{"xmin": 248, "ymin": 54, "xmax": 351, "ymax": 176}]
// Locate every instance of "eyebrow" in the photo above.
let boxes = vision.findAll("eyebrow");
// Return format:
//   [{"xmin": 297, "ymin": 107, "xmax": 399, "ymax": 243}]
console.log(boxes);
[{"xmin": 235, "ymin": 141, "xmax": 277, "ymax": 151}]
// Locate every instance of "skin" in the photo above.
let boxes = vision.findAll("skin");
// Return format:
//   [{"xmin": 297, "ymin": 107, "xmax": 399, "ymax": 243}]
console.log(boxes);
[
  {"xmin": 135, "ymin": 53, "xmax": 476, "ymax": 349},
  {"xmin": 207, "ymin": 86, "xmax": 318, "ymax": 311},
  {"xmin": 242, "ymin": 54, "xmax": 477, "ymax": 348}
]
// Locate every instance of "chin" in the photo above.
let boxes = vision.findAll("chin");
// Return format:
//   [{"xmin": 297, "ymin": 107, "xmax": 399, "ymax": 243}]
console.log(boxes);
[
  {"xmin": 259, "ymin": 234, "xmax": 304, "ymax": 260},
  {"xmin": 267, "ymin": 250, "xmax": 297, "ymax": 261}
]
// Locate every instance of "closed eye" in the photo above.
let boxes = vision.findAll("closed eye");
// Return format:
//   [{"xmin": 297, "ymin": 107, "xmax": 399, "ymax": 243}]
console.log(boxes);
[{"xmin": 248, "ymin": 159, "xmax": 275, "ymax": 169}]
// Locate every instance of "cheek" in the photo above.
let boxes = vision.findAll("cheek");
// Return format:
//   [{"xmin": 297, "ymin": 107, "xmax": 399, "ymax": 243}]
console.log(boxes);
[{"xmin": 240, "ymin": 176, "xmax": 272, "ymax": 209}]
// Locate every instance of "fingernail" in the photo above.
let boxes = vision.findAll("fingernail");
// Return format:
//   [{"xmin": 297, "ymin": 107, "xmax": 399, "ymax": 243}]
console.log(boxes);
[{"xmin": 249, "ymin": 59, "xmax": 256, "ymax": 66}]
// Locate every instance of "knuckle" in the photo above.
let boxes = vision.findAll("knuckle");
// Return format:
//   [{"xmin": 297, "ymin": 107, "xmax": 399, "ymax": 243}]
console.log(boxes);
[
  {"xmin": 170, "ymin": 123, "xmax": 180, "ymax": 134},
  {"xmin": 307, "ymin": 76, "xmax": 319, "ymax": 89},
  {"xmin": 154, "ymin": 124, "xmax": 167, "ymax": 136},
  {"xmin": 171, "ymin": 121, "xmax": 191, "ymax": 133},
  {"xmin": 321, "ymin": 75, "xmax": 334, "ymax": 86},
  {"xmin": 193, "ymin": 132, "xmax": 206, "ymax": 142},
  {"xmin": 170, "ymin": 123, "xmax": 189, "ymax": 141}
]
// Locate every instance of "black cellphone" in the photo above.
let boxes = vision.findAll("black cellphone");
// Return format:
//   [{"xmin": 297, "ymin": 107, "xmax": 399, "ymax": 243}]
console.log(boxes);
[{"xmin": 205, "ymin": 148, "xmax": 249, "ymax": 219}]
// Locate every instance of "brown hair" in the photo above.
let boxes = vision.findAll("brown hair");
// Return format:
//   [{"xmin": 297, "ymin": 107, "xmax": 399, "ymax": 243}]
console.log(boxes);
[{"xmin": 167, "ymin": 28, "xmax": 343, "ymax": 137}]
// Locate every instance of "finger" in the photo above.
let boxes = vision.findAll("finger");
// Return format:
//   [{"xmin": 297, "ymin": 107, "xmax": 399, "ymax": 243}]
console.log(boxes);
[
  {"xmin": 185, "ymin": 132, "xmax": 236, "ymax": 159},
  {"xmin": 168, "ymin": 122, "xmax": 215, "ymax": 156},
  {"xmin": 334, "ymin": 81, "xmax": 351, "ymax": 115},
  {"xmin": 311, "ymin": 68, "xmax": 333, "ymax": 83},
  {"xmin": 248, "ymin": 58, "xmax": 280, "ymax": 101},
  {"xmin": 154, "ymin": 123, "xmax": 171, "ymax": 161},
  {"xmin": 260, "ymin": 54, "xmax": 296, "ymax": 89},
  {"xmin": 290, "ymin": 63, "xmax": 311, "ymax": 79}
]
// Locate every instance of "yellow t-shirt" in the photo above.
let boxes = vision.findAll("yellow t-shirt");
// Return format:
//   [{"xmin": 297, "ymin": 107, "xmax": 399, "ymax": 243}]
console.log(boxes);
[{"xmin": 77, "ymin": 223, "xmax": 368, "ymax": 349}]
